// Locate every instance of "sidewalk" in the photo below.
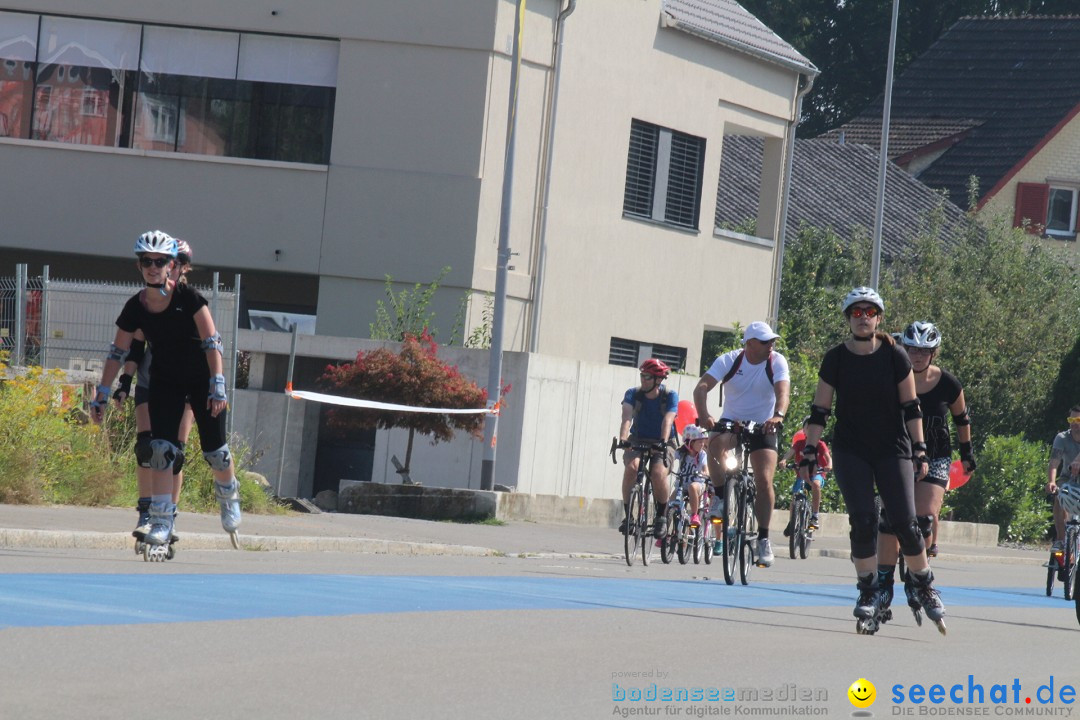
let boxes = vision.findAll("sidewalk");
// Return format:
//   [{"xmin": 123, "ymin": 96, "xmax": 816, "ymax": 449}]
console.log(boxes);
[{"xmin": 0, "ymin": 503, "xmax": 1048, "ymax": 564}]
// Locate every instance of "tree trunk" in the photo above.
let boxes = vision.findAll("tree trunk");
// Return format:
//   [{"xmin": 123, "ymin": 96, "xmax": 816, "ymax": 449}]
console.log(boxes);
[{"xmin": 403, "ymin": 427, "xmax": 415, "ymax": 475}]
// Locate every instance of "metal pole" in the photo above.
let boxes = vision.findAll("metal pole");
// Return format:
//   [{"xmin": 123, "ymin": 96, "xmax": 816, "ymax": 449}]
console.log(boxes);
[
  {"xmin": 871, "ymin": 0, "xmax": 900, "ymax": 288},
  {"xmin": 210, "ymin": 271, "xmax": 220, "ymax": 319},
  {"xmin": 228, "ymin": 273, "xmax": 241, "ymax": 439},
  {"xmin": 14, "ymin": 263, "xmax": 25, "ymax": 367},
  {"xmin": 481, "ymin": 0, "xmax": 526, "ymax": 491},
  {"xmin": 275, "ymin": 323, "xmax": 300, "ymax": 497},
  {"xmin": 40, "ymin": 265, "xmax": 49, "ymax": 370}
]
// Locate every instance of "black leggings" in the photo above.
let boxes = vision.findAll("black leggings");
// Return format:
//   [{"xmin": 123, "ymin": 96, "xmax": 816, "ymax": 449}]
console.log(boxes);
[
  {"xmin": 832, "ymin": 450, "xmax": 922, "ymax": 559},
  {"xmin": 148, "ymin": 376, "xmax": 226, "ymax": 451}
]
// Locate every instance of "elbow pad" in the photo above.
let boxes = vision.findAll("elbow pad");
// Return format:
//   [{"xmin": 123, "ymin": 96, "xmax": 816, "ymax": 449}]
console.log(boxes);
[
  {"xmin": 808, "ymin": 404, "xmax": 831, "ymax": 427},
  {"xmin": 106, "ymin": 343, "xmax": 128, "ymax": 363},
  {"xmin": 126, "ymin": 339, "xmax": 146, "ymax": 366},
  {"xmin": 902, "ymin": 400, "xmax": 923, "ymax": 422},
  {"xmin": 201, "ymin": 332, "xmax": 223, "ymax": 355},
  {"xmin": 952, "ymin": 408, "xmax": 971, "ymax": 427}
]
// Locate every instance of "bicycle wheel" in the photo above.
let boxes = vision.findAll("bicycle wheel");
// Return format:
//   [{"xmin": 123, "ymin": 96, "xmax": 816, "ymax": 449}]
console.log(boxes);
[
  {"xmin": 721, "ymin": 479, "xmax": 738, "ymax": 585},
  {"xmin": 624, "ymin": 485, "xmax": 642, "ymax": 567},
  {"xmin": 1074, "ymin": 563, "xmax": 1080, "ymax": 626},
  {"xmin": 692, "ymin": 521, "xmax": 703, "ymax": 564},
  {"xmin": 1047, "ymin": 560, "xmax": 1056, "ymax": 597},
  {"xmin": 788, "ymin": 498, "xmax": 803, "ymax": 560},
  {"xmin": 678, "ymin": 519, "xmax": 691, "ymax": 565},
  {"xmin": 703, "ymin": 516, "xmax": 714, "ymax": 564},
  {"xmin": 640, "ymin": 487, "xmax": 655, "ymax": 566},
  {"xmin": 660, "ymin": 507, "xmax": 677, "ymax": 564},
  {"xmin": 1066, "ymin": 529, "xmax": 1078, "ymax": 601},
  {"xmin": 798, "ymin": 503, "xmax": 811, "ymax": 560},
  {"xmin": 739, "ymin": 482, "xmax": 757, "ymax": 585}
]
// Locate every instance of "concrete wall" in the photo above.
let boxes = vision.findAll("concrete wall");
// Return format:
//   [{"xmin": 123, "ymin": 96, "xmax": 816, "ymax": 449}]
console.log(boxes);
[{"xmin": 235, "ymin": 328, "xmax": 713, "ymax": 501}]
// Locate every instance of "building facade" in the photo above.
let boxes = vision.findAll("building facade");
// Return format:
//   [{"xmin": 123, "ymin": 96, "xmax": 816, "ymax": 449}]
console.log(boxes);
[{"xmin": 0, "ymin": 1, "xmax": 815, "ymax": 372}]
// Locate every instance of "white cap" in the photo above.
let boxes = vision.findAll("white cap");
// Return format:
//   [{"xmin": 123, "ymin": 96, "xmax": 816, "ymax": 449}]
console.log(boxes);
[{"xmin": 743, "ymin": 321, "xmax": 780, "ymax": 343}]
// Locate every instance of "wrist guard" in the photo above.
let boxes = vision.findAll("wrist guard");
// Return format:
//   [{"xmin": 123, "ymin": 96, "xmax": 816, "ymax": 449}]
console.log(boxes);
[
  {"xmin": 113, "ymin": 374, "xmax": 133, "ymax": 401},
  {"xmin": 208, "ymin": 374, "xmax": 228, "ymax": 403},
  {"xmin": 960, "ymin": 441, "xmax": 976, "ymax": 470},
  {"xmin": 91, "ymin": 383, "xmax": 111, "ymax": 409}
]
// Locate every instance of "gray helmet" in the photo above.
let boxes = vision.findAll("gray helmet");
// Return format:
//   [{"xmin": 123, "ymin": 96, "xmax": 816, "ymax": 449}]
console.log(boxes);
[
  {"xmin": 902, "ymin": 321, "xmax": 941, "ymax": 349},
  {"xmin": 842, "ymin": 286, "xmax": 884, "ymax": 313},
  {"xmin": 134, "ymin": 230, "xmax": 177, "ymax": 257}
]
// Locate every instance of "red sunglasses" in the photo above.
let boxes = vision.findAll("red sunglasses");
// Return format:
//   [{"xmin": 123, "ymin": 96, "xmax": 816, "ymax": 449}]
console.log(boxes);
[{"xmin": 847, "ymin": 306, "xmax": 881, "ymax": 319}]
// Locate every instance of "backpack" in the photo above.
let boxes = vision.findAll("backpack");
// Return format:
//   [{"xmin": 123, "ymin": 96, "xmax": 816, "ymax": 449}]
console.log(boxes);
[{"xmin": 720, "ymin": 350, "xmax": 775, "ymax": 385}]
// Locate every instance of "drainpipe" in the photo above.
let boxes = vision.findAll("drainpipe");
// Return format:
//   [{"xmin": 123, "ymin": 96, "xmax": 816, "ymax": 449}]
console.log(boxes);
[
  {"xmin": 527, "ymin": 0, "xmax": 577, "ymax": 353},
  {"xmin": 769, "ymin": 72, "xmax": 815, "ymax": 326}
]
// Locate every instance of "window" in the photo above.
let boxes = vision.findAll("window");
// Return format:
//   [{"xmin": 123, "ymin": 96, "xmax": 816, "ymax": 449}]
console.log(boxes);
[
  {"xmin": 1046, "ymin": 187, "xmax": 1077, "ymax": 237},
  {"xmin": 0, "ymin": 12, "xmax": 338, "ymax": 164},
  {"xmin": 609, "ymin": 337, "xmax": 686, "ymax": 372},
  {"xmin": 622, "ymin": 119, "xmax": 705, "ymax": 230}
]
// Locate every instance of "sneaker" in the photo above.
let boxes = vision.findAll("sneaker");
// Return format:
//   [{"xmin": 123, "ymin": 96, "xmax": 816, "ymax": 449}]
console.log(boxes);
[
  {"xmin": 757, "ymin": 537, "xmax": 774, "ymax": 567},
  {"xmin": 653, "ymin": 513, "xmax": 668, "ymax": 539},
  {"xmin": 809, "ymin": 514, "xmax": 820, "ymax": 530},
  {"xmin": 782, "ymin": 520, "xmax": 793, "ymax": 538},
  {"xmin": 618, "ymin": 518, "xmax": 629, "ymax": 533},
  {"xmin": 713, "ymin": 539, "xmax": 723, "ymax": 554},
  {"xmin": 927, "ymin": 543, "xmax": 939, "ymax": 558},
  {"xmin": 690, "ymin": 514, "xmax": 700, "ymax": 527}
]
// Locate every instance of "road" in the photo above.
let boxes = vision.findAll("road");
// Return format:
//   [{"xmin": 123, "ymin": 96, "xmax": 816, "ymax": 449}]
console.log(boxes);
[{"xmin": 2, "ymin": 540, "xmax": 1078, "ymax": 720}]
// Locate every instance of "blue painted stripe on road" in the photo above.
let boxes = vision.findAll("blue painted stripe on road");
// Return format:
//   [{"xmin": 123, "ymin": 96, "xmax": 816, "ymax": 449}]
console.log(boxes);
[{"xmin": 0, "ymin": 575, "xmax": 1071, "ymax": 629}]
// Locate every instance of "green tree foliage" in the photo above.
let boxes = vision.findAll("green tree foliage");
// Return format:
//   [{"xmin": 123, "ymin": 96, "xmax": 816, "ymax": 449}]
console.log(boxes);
[
  {"xmin": 318, "ymin": 331, "xmax": 490, "ymax": 476},
  {"xmin": 739, "ymin": 0, "xmax": 1080, "ymax": 137},
  {"xmin": 370, "ymin": 267, "xmax": 450, "ymax": 341},
  {"xmin": 947, "ymin": 434, "xmax": 1051, "ymax": 543}
]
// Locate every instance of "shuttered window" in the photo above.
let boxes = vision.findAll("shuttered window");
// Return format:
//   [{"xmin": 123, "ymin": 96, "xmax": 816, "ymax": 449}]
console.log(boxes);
[
  {"xmin": 609, "ymin": 337, "xmax": 686, "ymax": 372},
  {"xmin": 1013, "ymin": 182, "xmax": 1049, "ymax": 234},
  {"xmin": 622, "ymin": 119, "xmax": 705, "ymax": 230},
  {"xmin": 609, "ymin": 337, "xmax": 639, "ymax": 367},
  {"xmin": 1046, "ymin": 187, "xmax": 1078, "ymax": 238}
]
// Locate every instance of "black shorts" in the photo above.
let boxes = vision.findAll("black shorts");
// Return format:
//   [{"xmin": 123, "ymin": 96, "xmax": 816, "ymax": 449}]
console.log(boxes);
[
  {"xmin": 148, "ymin": 375, "xmax": 225, "ymax": 452},
  {"xmin": 713, "ymin": 419, "xmax": 779, "ymax": 453}
]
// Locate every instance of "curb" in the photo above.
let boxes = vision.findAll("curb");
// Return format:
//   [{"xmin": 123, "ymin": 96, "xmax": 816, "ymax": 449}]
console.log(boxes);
[{"xmin": 0, "ymin": 529, "xmax": 499, "ymax": 557}]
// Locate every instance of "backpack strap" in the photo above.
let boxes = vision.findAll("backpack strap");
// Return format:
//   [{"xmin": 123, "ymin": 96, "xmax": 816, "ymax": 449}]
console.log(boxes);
[{"xmin": 721, "ymin": 349, "xmax": 775, "ymax": 385}]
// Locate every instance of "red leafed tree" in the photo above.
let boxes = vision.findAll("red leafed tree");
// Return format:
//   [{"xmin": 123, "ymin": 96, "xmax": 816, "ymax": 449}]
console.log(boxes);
[{"xmin": 319, "ymin": 330, "xmax": 490, "ymax": 481}]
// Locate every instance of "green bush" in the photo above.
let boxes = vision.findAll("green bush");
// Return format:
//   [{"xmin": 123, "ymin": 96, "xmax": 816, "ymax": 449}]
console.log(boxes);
[
  {"xmin": 0, "ymin": 362, "xmax": 281, "ymax": 515},
  {"xmin": 948, "ymin": 434, "xmax": 1051, "ymax": 544}
]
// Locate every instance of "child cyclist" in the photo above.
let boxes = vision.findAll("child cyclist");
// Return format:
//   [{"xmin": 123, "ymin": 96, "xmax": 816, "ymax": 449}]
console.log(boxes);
[
  {"xmin": 781, "ymin": 417, "xmax": 831, "ymax": 535},
  {"xmin": 112, "ymin": 238, "xmax": 197, "ymax": 548},
  {"xmin": 676, "ymin": 425, "xmax": 710, "ymax": 527},
  {"xmin": 91, "ymin": 230, "xmax": 242, "ymax": 554}
]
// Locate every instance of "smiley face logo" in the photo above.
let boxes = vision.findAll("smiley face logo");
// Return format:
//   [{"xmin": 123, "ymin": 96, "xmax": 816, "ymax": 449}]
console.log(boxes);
[{"xmin": 848, "ymin": 678, "xmax": 876, "ymax": 708}]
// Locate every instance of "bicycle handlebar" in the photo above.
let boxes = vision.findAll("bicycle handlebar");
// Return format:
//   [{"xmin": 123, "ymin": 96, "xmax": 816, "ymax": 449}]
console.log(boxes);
[{"xmin": 610, "ymin": 437, "xmax": 670, "ymax": 468}]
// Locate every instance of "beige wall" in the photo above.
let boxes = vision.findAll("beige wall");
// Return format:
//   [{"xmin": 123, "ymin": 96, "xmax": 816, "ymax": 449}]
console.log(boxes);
[
  {"xmin": 980, "ymin": 114, "xmax": 1080, "ymax": 260},
  {"xmin": 0, "ymin": 0, "xmax": 802, "ymax": 370}
]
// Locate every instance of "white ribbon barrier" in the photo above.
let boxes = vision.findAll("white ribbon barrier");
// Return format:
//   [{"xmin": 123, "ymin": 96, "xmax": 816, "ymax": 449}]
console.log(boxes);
[{"xmin": 287, "ymin": 389, "xmax": 498, "ymax": 415}]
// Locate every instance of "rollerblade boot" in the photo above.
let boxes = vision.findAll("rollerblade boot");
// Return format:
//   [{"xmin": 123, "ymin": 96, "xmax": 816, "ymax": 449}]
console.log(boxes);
[
  {"xmin": 854, "ymin": 574, "xmax": 884, "ymax": 635},
  {"xmin": 144, "ymin": 502, "xmax": 176, "ymax": 562},
  {"xmin": 214, "ymin": 479, "xmax": 243, "ymax": 548},
  {"xmin": 906, "ymin": 569, "xmax": 947, "ymax": 635},
  {"xmin": 132, "ymin": 498, "xmax": 151, "ymax": 553},
  {"xmin": 876, "ymin": 569, "xmax": 895, "ymax": 624}
]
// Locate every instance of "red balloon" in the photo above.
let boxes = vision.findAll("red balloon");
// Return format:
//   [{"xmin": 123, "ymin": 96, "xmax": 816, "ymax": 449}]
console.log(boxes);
[
  {"xmin": 675, "ymin": 400, "xmax": 697, "ymax": 435},
  {"xmin": 948, "ymin": 460, "xmax": 972, "ymax": 490}
]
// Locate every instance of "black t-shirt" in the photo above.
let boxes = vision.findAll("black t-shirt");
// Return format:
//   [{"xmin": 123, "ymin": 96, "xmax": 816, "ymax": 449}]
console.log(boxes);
[
  {"xmin": 819, "ymin": 341, "xmax": 913, "ymax": 460},
  {"xmin": 920, "ymin": 369, "xmax": 963, "ymax": 460},
  {"xmin": 116, "ymin": 284, "xmax": 209, "ymax": 381}
]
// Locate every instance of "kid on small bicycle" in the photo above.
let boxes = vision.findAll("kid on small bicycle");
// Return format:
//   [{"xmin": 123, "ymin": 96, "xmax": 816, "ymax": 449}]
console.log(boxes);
[
  {"xmin": 780, "ymin": 417, "xmax": 832, "ymax": 534},
  {"xmin": 677, "ymin": 425, "xmax": 710, "ymax": 527}
]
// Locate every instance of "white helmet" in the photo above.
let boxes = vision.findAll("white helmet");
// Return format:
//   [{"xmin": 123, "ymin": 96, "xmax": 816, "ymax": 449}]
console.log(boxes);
[
  {"xmin": 902, "ymin": 321, "xmax": 941, "ymax": 349},
  {"xmin": 1059, "ymin": 483, "xmax": 1080, "ymax": 517},
  {"xmin": 683, "ymin": 425, "xmax": 708, "ymax": 443},
  {"xmin": 134, "ymin": 230, "xmax": 177, "ymax": 257},
  {"xmin": 841, "ymin": 286, "xmax": 885, "ymax": 313}
]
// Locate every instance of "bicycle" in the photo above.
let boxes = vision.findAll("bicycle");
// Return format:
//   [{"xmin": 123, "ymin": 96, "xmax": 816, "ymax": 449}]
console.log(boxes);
[
  {"xmin": 1047, "ymin": 515, "xmax": 1080, "ymax": 600},
  {"xmin": 715, "ymin": 420, "xmax": 765, "ymax": 585},
  {"xmin": 663, "ymin": 465, "xmax": 714, "ymax": 565},
  {"xmin": 611, "ymin": 437, "xmax": 669, "ymax": 567},
  {"xmin": 787, "ymin": 467, "xmax": 816, "ymax": 560}
]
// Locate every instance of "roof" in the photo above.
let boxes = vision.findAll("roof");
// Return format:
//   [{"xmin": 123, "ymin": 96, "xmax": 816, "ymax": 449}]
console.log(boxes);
[
  {"xmin": 714, "ymin": 136, "xmax": 970, "ymax": 258},
  {"xmin": 661, "ymin": 0, "xmax": 818, "ymax": 75},
  {"xmin": 820, "ymin": 118, "xmax": 984, "ymax": 159},
  {"xmin": 826, "ymin": 16, "xmax": 1080, "ymax": 205}
]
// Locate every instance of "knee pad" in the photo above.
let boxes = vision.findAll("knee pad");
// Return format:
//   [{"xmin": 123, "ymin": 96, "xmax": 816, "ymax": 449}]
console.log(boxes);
[
  {"xmin": 877, "ymin": 504, "xmax": 895, "ymax": 535},
  {"xmin": 895, "ymin": 517, "xmax": 925, "ymax": 557},
  {"xmin": 173, "ymin": 443, "xmax": 186, "ymax": 476},
  {"xmin": 134, "ymin": 432, "xmax": 153, "ymax": 468},
  {"xmin": 204, "ymin": 444, "xmax": 232, "ymax": 472},
  {"xmin": 848, "ymin": 512, "xmax": 878, "ymax": 559},
  {"xmin": 148, "ymin": 439, "xmax": 179, "ymax": 471},
  {"xmin": 917, "ymin": 514, "xmax": 934, "ymax": 539}
]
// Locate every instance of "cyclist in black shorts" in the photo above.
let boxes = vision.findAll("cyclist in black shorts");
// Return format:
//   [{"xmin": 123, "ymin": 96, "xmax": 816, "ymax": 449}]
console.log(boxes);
[
  {"xmin": 91, "ymin": 230, "xmax": 241, "ymax": 549},
  {"xmin": 800, "ymin": 288, "xmax": 946, "ymax": 634}
]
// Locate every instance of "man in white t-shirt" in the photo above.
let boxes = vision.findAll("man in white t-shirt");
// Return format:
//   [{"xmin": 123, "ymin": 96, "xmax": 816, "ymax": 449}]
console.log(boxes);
[{"xmin": 692, "ymin": 321, "xmax": 790, "ymax": 566}]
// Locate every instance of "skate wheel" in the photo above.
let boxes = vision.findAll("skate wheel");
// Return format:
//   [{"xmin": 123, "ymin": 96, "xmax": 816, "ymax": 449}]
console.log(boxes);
[
  {"xmin": 166, "ymin": 545, "xmax": 175, "ymax": 560},
  {"xmin": 135, "ymin": 540, "xmax": 145, "ymax": 555},
  {"xmin": 142, "ymin": 544, "xmax": 150, "ymax": 562},
  {"xmin": 856, "ymin": 618, "xmax": 878, "ymax": 635},
  {"xmin": 911, "ymin": 608, "xmax": 923, "ymax": 627},
  {"xmin": 880, "ymin": 609, "xmax": 893, "ymax": 624},
  {"xmin": 934, "ymin": 618, "xmax": 947, "ymax": 636},
  {"xmin": 228, "ymin": 531, "xmax": 240, "ymax": 550}
]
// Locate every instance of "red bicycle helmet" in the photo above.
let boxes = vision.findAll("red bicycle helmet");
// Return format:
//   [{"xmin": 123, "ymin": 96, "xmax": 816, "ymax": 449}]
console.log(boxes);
[{"xmin": 639, "ymin": 358, "xmax": 670, "ymax": 379}]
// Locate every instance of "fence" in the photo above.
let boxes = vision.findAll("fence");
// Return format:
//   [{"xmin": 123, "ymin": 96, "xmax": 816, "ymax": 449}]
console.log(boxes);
[{"xmin": 0, "ymin": 263, "xmax": 242, "ymax": 434}]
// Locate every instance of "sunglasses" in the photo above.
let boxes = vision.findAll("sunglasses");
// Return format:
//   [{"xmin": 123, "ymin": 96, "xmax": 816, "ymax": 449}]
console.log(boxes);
[
  {"xmin": 847, "ymin": 306, "xmax": 881, "ymax": 319},
  {"xmin": 138, "ymin": 256, "xmax": 171, "ymax": 268},
  {"xmin": 1069, "ymin": 416, "xmax": 1080, "ymax": 423}
]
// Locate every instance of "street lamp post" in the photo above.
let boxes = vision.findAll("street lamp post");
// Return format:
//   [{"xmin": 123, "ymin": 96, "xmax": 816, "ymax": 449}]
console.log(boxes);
[{"xmin": 871, "ymin": 0, "xmax": 900, "ymax": 289}]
